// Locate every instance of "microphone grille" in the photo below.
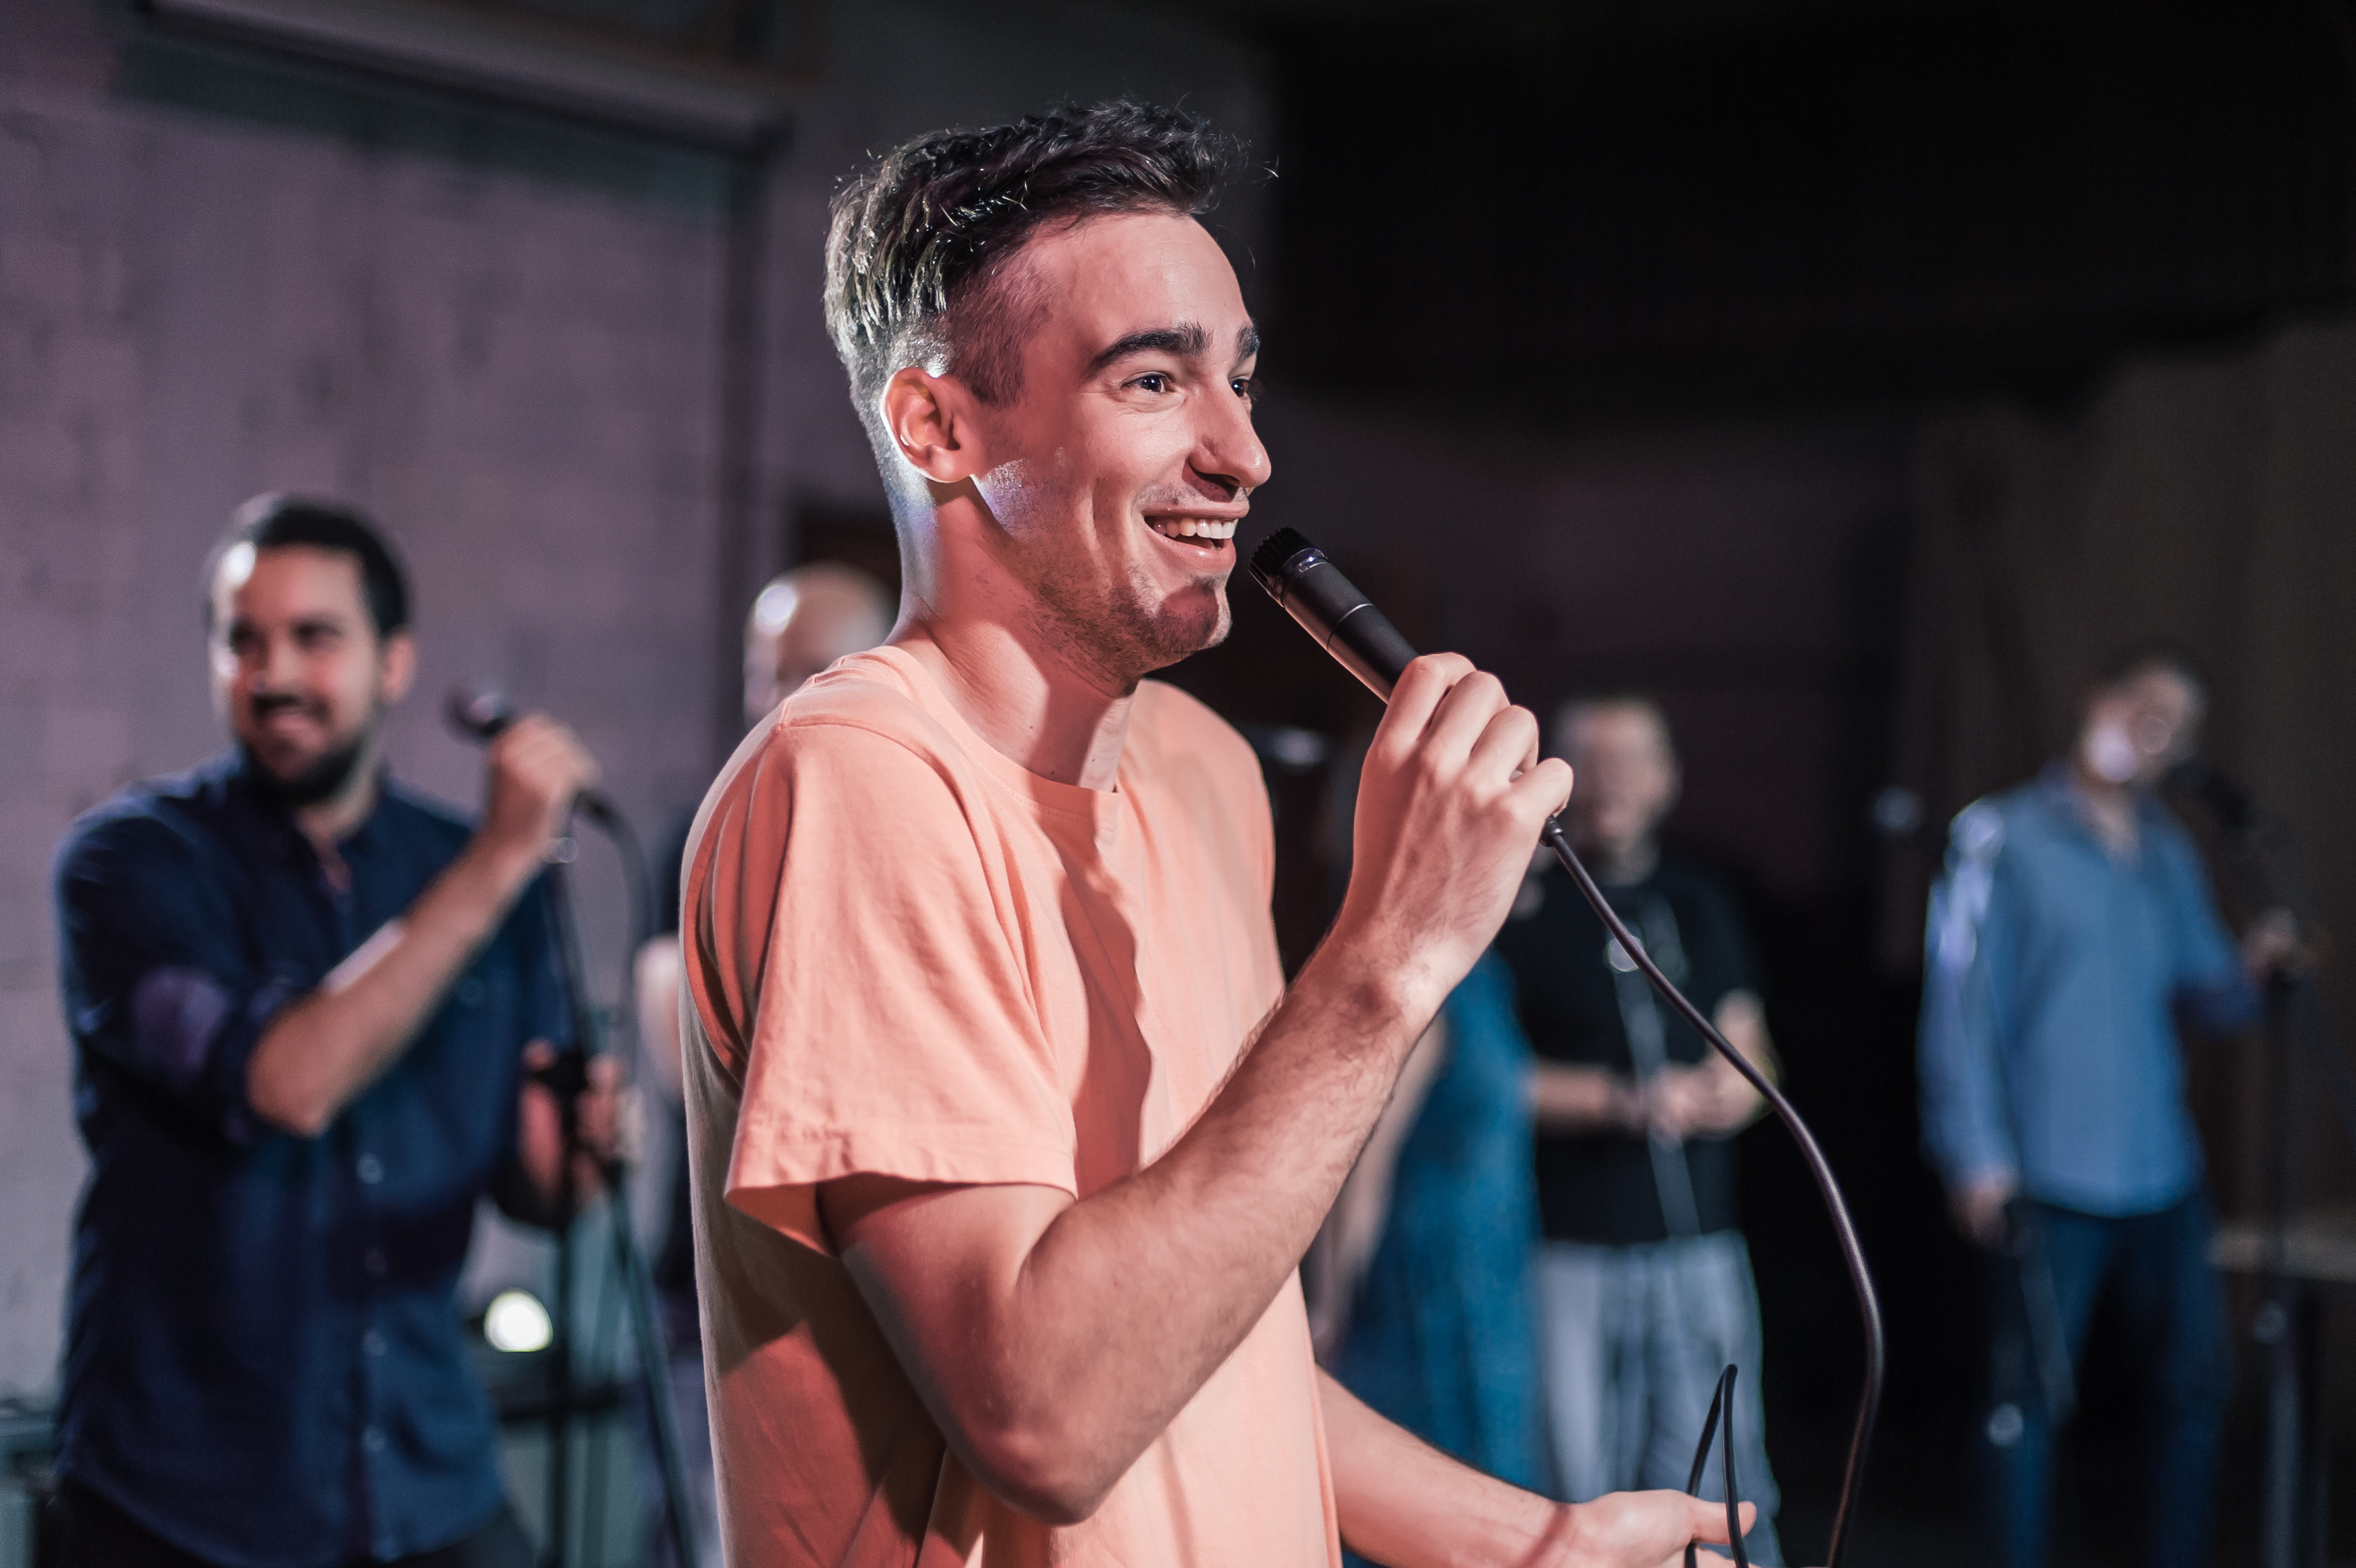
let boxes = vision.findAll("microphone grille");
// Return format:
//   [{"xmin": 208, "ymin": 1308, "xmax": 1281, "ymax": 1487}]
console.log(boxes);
[{"xmin": 1248, "ymin": 527, "xmax": 1314, "ymax": 593}]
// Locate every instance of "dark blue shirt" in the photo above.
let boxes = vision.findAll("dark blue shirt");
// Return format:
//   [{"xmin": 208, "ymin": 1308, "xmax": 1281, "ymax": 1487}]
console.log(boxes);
[
  {"xmin": 52, "ymin": 751, "xmax": 568, "ymax": 1567},
  {"xmin": 1918, "ymin": 763, "xmax": 2257, "ymax": 1216}
]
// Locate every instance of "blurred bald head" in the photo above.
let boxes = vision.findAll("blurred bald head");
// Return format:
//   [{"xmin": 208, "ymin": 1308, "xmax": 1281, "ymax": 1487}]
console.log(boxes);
[{"xmin": 744, "ymin": 562, "xmax": 895, "ymax": 724}]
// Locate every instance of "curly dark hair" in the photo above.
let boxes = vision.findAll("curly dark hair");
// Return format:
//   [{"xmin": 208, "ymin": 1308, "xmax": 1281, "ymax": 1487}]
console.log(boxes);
[{"xmin": 824, "ymin": 101, "xmax": 1242, "ymax": 436}]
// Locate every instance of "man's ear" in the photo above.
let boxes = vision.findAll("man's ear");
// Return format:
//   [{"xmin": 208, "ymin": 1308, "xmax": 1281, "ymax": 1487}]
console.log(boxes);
[
  {"xmin": 378, "ymin": 630, "xmax": 418, "ymax": 705},
  {"xmin": 882, "ymin": 368, "xmax": 987, "ymax": 484}
]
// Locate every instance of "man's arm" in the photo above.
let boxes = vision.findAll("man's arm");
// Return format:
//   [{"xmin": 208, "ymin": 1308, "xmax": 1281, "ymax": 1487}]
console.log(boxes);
[
  {"xmin": 822, "ymin": 656, "xmax": 1570, "ymax": 1524},
  {"xmin": 1918, "ymin": 808, "xmax": 2019, "ymax": 1246},
  {"xmin": 1321, "ymin": 1373, "xmax": 1747, "ymax": 1568},
  {"xmin": 1651, "ymin": 991, "xmax": 1776, "ymax": 1140},
  {"xmin": 1530, "ymin": 1062, "xmax": 1641, "ymax": 1134},
  {"xmin": 245, "ymin": 718, "xmax": 595, "ymax": 1137}
]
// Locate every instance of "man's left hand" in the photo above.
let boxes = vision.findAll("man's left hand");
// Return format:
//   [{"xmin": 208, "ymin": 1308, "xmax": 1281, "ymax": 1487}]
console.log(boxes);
[
  {"xmin": 2244, "ymin": 908, "xmax": 2302, "ymax": 980},
  {"xmin": 1533, "ymin": 1492, "xmax": 1756, "ymax": 1568},
  {"xmin": 1649, "ymin": 1059, "xmax": 1762, "ymax": 1140},
  {"xmin": 516, "ymin": 1040, "xmax": 625, "ymax": 1216}
]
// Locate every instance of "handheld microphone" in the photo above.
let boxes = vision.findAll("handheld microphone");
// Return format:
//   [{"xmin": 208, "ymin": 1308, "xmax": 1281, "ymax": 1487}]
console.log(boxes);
[
  {"xmin": 1247, "ymin": 527, "xmax": 1883, "ymax": 1568},
  {"xmin": 443, "ymin": 687, "xmax": 616, "ymax": 826},
  {"xmin": 1247, "ymin": 532, "xmax": 1419, "ymax": 701}
]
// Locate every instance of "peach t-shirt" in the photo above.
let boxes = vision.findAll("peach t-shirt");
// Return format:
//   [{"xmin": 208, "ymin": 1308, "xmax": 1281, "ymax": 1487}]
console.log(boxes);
[{"xmin": 678, "ymin": 646, "xmax": 1339, "ymax": 1567}]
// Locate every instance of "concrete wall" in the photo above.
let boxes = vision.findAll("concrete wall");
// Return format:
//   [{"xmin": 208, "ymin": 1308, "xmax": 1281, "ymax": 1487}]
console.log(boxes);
[{"xmin": 0, "ymin": 0, "xmax": 1270, "ymax": 1399}]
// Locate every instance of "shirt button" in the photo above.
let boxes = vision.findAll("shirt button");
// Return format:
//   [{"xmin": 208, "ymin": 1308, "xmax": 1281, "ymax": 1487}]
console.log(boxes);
[
  {"xmin": 362, "ymin": 1425, "xmax": 387, "ymax": 1454},
  {"xmin": 364, "ymin": 1247, "xmax": 388, "ymax": 1278},
  {"xmin": 456, "ymin": 977, "xmax": 487, "ymax": 1008},
  {"xmin": 363, "ymin": 1329, "xmax": 388, "ymax": 1357},
  {"xmin": 357, "ymin": 1153, "xmax": 384, "ymax": 1185}
]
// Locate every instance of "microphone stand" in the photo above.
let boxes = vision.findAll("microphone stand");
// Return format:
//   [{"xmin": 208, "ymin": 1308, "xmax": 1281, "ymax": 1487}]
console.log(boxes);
[
  {"xmin": 2174, "ymin": 768, "xmax": 2356, "ymax": 1568},
  {"xmin": 533, "ymin": 806, "xmax": 701, "ymax": 1568}
]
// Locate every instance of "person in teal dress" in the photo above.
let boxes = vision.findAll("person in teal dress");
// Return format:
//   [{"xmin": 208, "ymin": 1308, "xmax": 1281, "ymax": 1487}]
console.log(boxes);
[{"xmin": 1328, "ymin": 951, "xmax": 1549, "ymax": 1496}]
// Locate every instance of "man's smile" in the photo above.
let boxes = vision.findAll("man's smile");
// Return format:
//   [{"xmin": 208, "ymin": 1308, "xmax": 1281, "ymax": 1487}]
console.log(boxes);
[{"xmin": 1145, "ymin": 515, "xmax": 1240, "ymax": 558}]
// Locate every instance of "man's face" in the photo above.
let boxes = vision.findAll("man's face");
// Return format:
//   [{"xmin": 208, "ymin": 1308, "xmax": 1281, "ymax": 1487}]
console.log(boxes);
[
  {"xmin": 1560, "ymin": 703, "xmax": 1680, "ymax": 861},
  {"xmin": 959, "ymin": 211, "xmax": 1271, "ymax": 684},
  {"xmin": 209, "ymin": 544, "xmax": 413, "ymax": 803},
  {"xmin": 2078, "ymin": 666, "xmax": 2202, "ymax": 788}
]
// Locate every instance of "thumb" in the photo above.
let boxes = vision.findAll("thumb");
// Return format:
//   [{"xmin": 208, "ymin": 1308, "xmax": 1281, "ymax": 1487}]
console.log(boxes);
[{"xmin": 1688, "ymin": 1496, "xmax": 1754, "ymax": 1543}]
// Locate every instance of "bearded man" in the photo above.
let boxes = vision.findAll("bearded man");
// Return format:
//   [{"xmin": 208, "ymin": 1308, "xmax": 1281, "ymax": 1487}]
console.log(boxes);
[
  {"xmin": 51, "ymin": 494, "xmax": 610, "ymax": 1568},
  {"xmin": 677, "ymin": 102, "xmax": 1747, "ymax": 1567}
]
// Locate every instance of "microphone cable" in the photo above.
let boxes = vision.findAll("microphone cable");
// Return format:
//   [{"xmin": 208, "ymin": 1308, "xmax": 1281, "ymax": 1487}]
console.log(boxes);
[{"xmin": 1250, "ymin": 529, "xmax": 1885, "ymax": 1568}]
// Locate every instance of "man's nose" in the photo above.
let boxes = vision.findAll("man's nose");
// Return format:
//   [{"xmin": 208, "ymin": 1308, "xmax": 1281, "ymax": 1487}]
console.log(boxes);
[
  {"xmin": 252, "ymin": 634, "xmax": 301, "ymax": 692},
  {"xmin": 1193, "ymin": 392, "xmax": 1273, "ymax": 498}
]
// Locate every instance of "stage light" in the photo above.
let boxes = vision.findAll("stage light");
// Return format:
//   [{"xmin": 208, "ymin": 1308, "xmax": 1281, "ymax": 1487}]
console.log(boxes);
[{"xmin": 483, "ymin": 1288, "xmax": 554, "ymax": 1353}]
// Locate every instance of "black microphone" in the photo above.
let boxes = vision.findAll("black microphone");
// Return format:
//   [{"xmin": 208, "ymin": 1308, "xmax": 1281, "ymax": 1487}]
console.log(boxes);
[
  {"xmin": 1245, "ymin": 526, "xmax": 1884, "ymax": 1568},
  {"xmin": 445, "ymin": 686, "xmax": 519, "ymax": 742},
  {"xmin": 1248, "ymin": 530, "xmax": 1418, "ymax": 701},
  {"xmin": 443, "ymin": 686, "xmax": 615, "ymax": 826}
]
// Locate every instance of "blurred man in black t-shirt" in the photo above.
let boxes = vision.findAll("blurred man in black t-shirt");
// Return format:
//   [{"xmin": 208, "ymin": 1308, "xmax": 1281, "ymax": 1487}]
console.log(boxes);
[{"xmin": 1492, "ymin": 695, "xmax": 1784, "ymax": 1562}]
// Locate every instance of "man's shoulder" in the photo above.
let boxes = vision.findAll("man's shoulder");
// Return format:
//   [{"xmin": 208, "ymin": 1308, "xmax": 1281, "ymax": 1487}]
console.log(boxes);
[
  {"xmin": 1947, "ymin": 777, "xmax": 2057, "ymax": 864},
  {"xmin": 56, "ymin": 756, "xmax": 238, "ymax": 874},
  {"xmin": 377, "ymin": 779, "xmax": 476, "ymax": 842},
  {"xmin": 763, "ymin": 648, "xmax": 972, "ymax": 778},
  {"xmin": 696, "ymin": 650, "xmax": 974, "ymax": 850}
]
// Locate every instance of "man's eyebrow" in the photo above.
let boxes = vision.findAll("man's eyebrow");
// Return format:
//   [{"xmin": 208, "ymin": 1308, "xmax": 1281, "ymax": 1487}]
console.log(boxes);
[
  {"xmin": 1086, "ymin": 323, "xmax": 1210, "ymax": 377},
  {"xmin": 1236, "ymin": 324, "xmax": 1261, "ymax": 362}
]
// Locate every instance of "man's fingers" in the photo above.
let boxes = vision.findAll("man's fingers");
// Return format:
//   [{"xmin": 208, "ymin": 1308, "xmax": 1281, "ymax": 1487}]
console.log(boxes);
[
  {"xmin": 1421, "ymin": 670, "xmax": 1513, "ymax": 768},
  {"xmin": 1465, "ymin": 701, "xmax": 1542, "ymax": 788},
  {"xmin": 1509, "ymin": 756, "xmax": 1576, "ymax": 823},
  {"xmin": 1689, "ymin": 1496, "xmax": 1753, "ymax": 1543},
  {"xmin": 1370, "ymin": 653, "xmax": 1477, "ymax": 759}
]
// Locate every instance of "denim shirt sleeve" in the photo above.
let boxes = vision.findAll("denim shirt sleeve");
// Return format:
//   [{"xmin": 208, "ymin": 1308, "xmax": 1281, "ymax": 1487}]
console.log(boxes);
[
  {"xmin": 1917, "ymin": 801, "xmax": 2019, "ymax": 1191},
  {"xmin": 54, "ymin": 814, "xmax": 291, "ymax": 1145},
  {"xmin": 2154, "ymin": 820, "xmax": 2260, "ymax": 1036}
]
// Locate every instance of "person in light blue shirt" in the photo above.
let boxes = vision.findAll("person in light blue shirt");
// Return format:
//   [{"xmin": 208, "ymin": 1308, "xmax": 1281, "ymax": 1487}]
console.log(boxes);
[{"xmin": 1919, "ymin": 644, "xmax": 2295, "ymax": 1568}]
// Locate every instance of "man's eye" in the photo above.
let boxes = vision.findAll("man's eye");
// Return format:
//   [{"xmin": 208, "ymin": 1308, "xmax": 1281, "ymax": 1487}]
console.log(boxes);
[
  {"xmin": 1231, "ymin": 376, "xmax": 1258, "ymax": 401},
  {"xmin": 1130, "ymin": 373, "xmax": 1170, "ymax": 394}
]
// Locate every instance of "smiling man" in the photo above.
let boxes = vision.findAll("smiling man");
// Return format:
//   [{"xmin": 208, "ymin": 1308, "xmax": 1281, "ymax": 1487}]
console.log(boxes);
[
  {"xmin": 677, "ymin": 104, "xmax": 1746, "ymax": 1566},
  {"xmin": 51, "ymin": 495, "xmax": 608, "ymax": 1568}
]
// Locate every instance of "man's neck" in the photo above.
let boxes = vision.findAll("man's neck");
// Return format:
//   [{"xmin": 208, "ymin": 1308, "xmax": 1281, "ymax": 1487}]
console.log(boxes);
[
  {"xmin": 292, "ymin": 741, "xmax": 384, "ymax": 888},
  {"xmin": 2067, "ymin": 757, "xmax": 2141, "ymax": 855},
  {"xmin": 892, "ymin": 615, "xmax": 1137, "ymax": 792}
]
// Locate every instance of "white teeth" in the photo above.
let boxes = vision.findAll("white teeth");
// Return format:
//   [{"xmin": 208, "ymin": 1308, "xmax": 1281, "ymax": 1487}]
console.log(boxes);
[{"xmin": 1153, "ymin": 518, "xmax": 1237, "ymax": 542}]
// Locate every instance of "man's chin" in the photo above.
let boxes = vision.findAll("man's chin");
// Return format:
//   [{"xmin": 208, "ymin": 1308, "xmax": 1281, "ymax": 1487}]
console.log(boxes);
[
  {"xmin": 241, "ymin": 736, "xmax": 368, "ymax": 809},
  {"xmin": 1138, "ymin": 591, "xmax": 1233, "ymax": 673}
]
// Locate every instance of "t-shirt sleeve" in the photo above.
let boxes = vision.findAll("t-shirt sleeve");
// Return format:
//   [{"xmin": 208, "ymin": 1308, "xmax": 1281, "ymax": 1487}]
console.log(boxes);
[
  {"xmin": 52, "ymin": 814, "xmax": 292, "ymax": 1146},
  {"xmin": 712, "ymin": 722, "xmax": 1078, "ymax": 1256},
  {"xmin": 1690, "ymin": 872, "xmax": 1761, "ymax": 1012}
]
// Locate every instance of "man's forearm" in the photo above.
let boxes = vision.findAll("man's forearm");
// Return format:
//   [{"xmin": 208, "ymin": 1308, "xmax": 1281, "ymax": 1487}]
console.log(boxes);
[
  {"xmin": 1324, "ymin": 1373, "xmax": 1559, "ymax": 1568},
  {"xmin": 246, "ymin": 836, "xmax": 543, "ymax": 1136},
  {"xmin": 1531, "ymin": 1062, "xmax": 1634, "ymax": 1134}
]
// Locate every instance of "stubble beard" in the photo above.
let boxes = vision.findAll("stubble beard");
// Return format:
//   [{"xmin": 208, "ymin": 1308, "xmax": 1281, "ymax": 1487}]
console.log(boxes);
[
  {"xmin": 1027, "ymin": 548, "xmax": 1232, "ymax": 691},
  {"xmin": 241, "ymin": 703, "xmax": 382, "ymax": 809}
]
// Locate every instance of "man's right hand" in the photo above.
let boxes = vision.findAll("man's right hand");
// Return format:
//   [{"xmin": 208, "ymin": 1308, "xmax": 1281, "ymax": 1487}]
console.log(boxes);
[
  {"xmin": 1952, "ymin": 1176, "xmax": 2017, "ymax": 1249},
  {"xmin": 248, "ymin": 715, "xmax": 598, "ymax": 1141},
  {"xmin": 478, "ymin": 715, "xmax": 600, "ymax": 867},
  {"xmin": 1330, "ymin": 653, "xmax": 1574, "ymax": 1020}
]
